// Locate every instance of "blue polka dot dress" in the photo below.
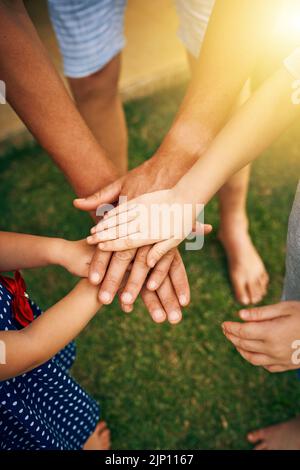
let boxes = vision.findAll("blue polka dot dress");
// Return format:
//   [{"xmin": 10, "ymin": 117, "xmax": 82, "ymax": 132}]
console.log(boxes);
[{"xmin": 0, "ymin": 281, "xmax": 100, "ymax": 450}]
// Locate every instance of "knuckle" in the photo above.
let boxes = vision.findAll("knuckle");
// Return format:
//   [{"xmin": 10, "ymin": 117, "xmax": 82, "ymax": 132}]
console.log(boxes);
[
  {"xmin": 133, "ymin": 259, "xmax": 148, "ymax": 271},
  {"xmin": 136, "ymin": 247, "xmax": 149, "ymax": 262},
  {"xmin": 243, "ymin": 325, "xmax": 253, "ymax": 339},
  {"xmin": 114, "ymin": 250, "xmax": 135, "ymax": 262},
  {"xmin": 127, "ymin": 278, "xmax": 142, "ymax": 291},
  {"xmin": 105, "ymin": 276, "xmax": 119, "ymax": 288},
  {"xmin": 162, "ymin": 249, "xmax": 175, "ymax": 262},
  {"xmin": 153, "ymin": 266, "xmax": 168, "ymax": 278},
  {"xmin": 92, "ymin": 256, "xmax": 108, "ymax": 271}
]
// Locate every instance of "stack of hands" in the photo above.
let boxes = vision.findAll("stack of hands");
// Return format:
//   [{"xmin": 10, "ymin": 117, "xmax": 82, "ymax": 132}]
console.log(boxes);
[
  {"xmin": 69, "ymin": 170, "xmax": 300, "ymax": 376},
  {"xmin": 72, "ymin": 166, "xmax": 211, "ymax": 326}
]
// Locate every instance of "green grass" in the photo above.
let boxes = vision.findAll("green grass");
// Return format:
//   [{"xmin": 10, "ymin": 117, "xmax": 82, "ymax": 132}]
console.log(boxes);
[{"xmin": 1, "ymin": 84, "xmax": 300, "ymax": 450}]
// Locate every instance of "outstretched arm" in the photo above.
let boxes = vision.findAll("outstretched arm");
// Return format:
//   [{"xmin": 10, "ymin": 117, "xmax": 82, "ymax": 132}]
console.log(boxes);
[
  {"xmin": 88, "ymin": 51, "xmax": 300, "ymax": 264},
  {"xmin": 0, "ymin": 280, "xmax": 101, "ymax": 380},
  {"xmin": 0, "ymin": 231, "xmax": 98, "ymax": 278}
]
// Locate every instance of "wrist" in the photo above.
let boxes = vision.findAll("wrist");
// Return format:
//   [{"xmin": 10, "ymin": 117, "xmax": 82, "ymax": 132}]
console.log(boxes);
[
  {"xmin": 155, "ymin": 120, "xmax": 214, "ymax": 164},
  {"xmin": 49, "ymin": 238, "xmax": 70, "ymax": 268}
]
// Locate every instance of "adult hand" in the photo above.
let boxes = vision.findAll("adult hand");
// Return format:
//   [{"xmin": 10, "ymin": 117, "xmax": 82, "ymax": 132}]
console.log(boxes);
[
  {"xmin": 74, "ymin": 154, "xmax": 195, "ymax": 319},
  {"xmin": 222, "ymin": 302, "xmax": 300, "ymax": 373}
]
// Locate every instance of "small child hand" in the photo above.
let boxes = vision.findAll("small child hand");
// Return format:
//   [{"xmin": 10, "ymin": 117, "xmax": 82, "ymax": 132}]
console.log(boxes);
[
  {"xmin": 86, "ymin": 189, "xmax": 212, "ymax": 267},
  {"xmin": 59, "ymin": 239, "xmax": 95, "ymax": 277}
]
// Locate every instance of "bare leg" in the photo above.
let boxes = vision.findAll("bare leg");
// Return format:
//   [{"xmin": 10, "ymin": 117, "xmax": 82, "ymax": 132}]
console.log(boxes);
[
  {"xmin": 68, "ymin": 54, "xmax": 128, "ymax": 175},
  {"xmin": 83, "ymin": 421, "xmax": 111, "ymax": 450},
  {"xmin": 248, "ymin": 417, "xmax": 300, "ymax": 450},
  {"xmin": 188, "ymin": 54, "xmax": 269, "ymax": 305}
]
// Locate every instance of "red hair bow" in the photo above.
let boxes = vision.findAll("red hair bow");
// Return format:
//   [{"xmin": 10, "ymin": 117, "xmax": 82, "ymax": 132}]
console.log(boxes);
[{"xmin": 0, "ymin": 271, "xmax": 34, "ymax": 327}]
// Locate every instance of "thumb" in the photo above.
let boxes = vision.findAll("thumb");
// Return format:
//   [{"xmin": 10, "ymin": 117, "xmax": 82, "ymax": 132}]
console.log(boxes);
[
  {"xmin": 73, "ymin": 178, "xmax": 124, "ymax": 212},
  {"xmin": 192, "ymin": 221, "xmax": 213, "ymax": 236},
  {"xmin": 147, "ymin": 239, "xmax": 178, "ymax": 268},
  {"xmin": 239, "ymin": 303, "xmax": 288, "ymax": 322}
]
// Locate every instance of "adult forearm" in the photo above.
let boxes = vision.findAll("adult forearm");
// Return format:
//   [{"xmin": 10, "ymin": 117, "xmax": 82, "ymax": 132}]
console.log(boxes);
[
  {"xmin": 157, "ymin": 0, "xmax": 281, "ymax": 161},
  {"xmin": 176, "ymin": 66, "xmax": 300, "ymax": 205},
  {"xmin": 0, "ymin": 1, "xmax": 117, "ymax": 196}
]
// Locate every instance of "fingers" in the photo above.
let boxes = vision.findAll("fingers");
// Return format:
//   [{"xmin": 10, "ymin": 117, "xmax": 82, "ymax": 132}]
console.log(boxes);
[
  {"xmin": 157, "ymin": 276, "xmax": 182, "ymax": 324},
  {"xmin": 73, "ymin": 178, "xmax": 123, "ymax": 211},
  {"xmin": 169, "ymin": 251, "xmax": 190, "ymax": 307},
  {"xmin": 247, "ymin": 278, "xmax": 265, "ymax": 305},
  {"xmin": 231, "ymin": 272, "xmax": 250, "ymax": 306},
  {"xmin": 120, "ymin": 246, "xmax": 151, "ymax": 305},
  {"xmin": 88, "ymin": 249, "xmax": 112, "ymax": 285},
  {"xmin": 192, "ymin": 221, "xmax": 213, "ymax": 236},
  {"xmin": 236, "ymin": 348, "xmax": 274, "ymax": 367},
  {"xmin": 248, "ymin": 429, "xmax": 266, "ymax": 444},
  {"xmin": 98, "ymin": 233, "xmax": 148, "ymax": 251},
  {"xmin": 91, "ymin": 209, "xmax": 138, "ymax": 233},
  {"xmin": 239, "ymin": 304, "xmax": 288, "ymax": 322},
  {"xmin": 147, "ymin": 249, "xmax": 175, "ymax": 291},
  {"xmin": 88, "ymin": 219, "xmax": 140, "ymax": 243},
  {"xmin": 224, "ymin": 331, "xmax": 265, "ymax": 354},
  {"xmin": 98, "ymin": 249, "xmax": 136, "ymax": 304},
  {"xmin": 140, "ymin": 286, "xmax": 167, "ymax": 324},
  {"xmin": 117, "ymin": 270, "xmax": 134, "ymax": 313},
  {"xmin": 222, "ymin": 321, "xmax": 268, "ymax": 341},
  {"xmin": 96, "ymin": 201, "xmax": 138, "ymax": 225},
  {"xmin": 147, "ymin": 239, "xmax": 179, "ymax": 267}
]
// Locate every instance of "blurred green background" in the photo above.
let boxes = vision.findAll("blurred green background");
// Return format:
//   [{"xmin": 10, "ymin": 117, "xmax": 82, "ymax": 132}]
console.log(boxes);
[{"xmin": 1, "ymin": 85, "xmax": 300, "ymax": 449}]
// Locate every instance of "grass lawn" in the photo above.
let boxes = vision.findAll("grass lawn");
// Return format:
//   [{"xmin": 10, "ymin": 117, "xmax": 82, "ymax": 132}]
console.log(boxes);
[{"xmin": 1, "ymin": 84, "xmax": 300, "ymax": 450}]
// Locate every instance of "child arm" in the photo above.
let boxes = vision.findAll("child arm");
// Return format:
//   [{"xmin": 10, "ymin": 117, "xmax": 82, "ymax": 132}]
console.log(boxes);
[
  {"xmin": 0, "ymin": 232, "xmax": 65, "ymax": 272},
  {"xmin": 0, "ymin": 232, "xmax": 95, "ymax": 277},
  {"xmin": 176, "ymin": 62, "xmax": 300, "ymax": 205},
  {"xmin": 0, "ymin": 279, "xmax": 101, "ymax": 381}
]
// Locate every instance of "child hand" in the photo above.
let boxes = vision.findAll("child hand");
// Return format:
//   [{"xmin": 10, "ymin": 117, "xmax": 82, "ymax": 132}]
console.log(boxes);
[
  {"xmin": 59, "ymin": 239, "xmax": 95, "ymax": 277},
  {"xmin": 86, "ymin": 189, "xmax": 212, "ymax": 267}
]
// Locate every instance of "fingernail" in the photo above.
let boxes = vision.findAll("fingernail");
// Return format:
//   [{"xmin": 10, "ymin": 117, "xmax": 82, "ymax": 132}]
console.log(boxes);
[
  {"xmin": 90, "ymin": 227, "xmax": 96, "ymax": 234},
  {"xmin": 179, "ymin": 295, "xmax": 188, "ymax": 306},
  {"xmin": 241, "ymin": 297, "xmax": 250, "ymax": 305},
  {"xmin": 74, "ymin": 198, "xmax": 85, "ymax": 202},
  {"xmin": 86, "ymin": 236, "xmax": 94, "ymax": 244},
  {"xmin": 147, "ymin": 281, "xmax": 157, "ymax": 290},
  {"xmin": 100, "ymin": 291, "xmax": 112, "ymax": 304},
  {"xmin": 240, "ymin": 309, "xmax": 250, "ymax": 319},
  {"xmin": 90, "ymin": 272, "xmax": 100, "ymax": 284},
  {"xmin": 123, "ymin": 304, "xmax": 133, "ymax": 313},
  {"xmin": 169, "ymin": 310, "xmax": 181, "ymax": 323},
  {"xmin": 153, "ymin": 310, "xmax": 165, "ymax": 322},
  {"xmin": 148, "ymin": 259, "xmax": 155, "ymax": 268},
  {"xmin": 121, "ymin": 292, "xmax": 133, "ymax": 304}
]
